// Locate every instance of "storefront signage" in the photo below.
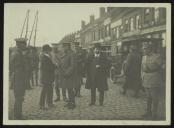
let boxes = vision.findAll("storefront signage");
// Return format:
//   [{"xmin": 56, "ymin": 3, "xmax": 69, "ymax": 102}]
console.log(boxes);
[
  {"xmin": 104, "ymin": 18, "xmax": 111, "ymax": 25},
  {"xmin": 111, "ymin": 19, "xmax": 122, "ymax": 28}
]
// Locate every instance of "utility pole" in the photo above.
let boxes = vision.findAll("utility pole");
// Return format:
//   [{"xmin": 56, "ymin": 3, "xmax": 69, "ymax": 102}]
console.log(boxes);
[
  {"xmin": 33, "ymin": 11, "xmax": 38, "ymax": 47},
  {"xmin": 28, "ymin": 11, "xmax": 38, "ymax": 46},
  {"xmin": 25, "ymin": 10, "xmax": 30, "ymax": 39},
  {"xmin": 20, "ymin": 10, "xmax": 29, "ymax": 38}
]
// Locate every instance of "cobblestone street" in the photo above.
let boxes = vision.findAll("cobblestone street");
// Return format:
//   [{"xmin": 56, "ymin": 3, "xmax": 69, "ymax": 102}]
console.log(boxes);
[{"xmin": 8, "ymin": 79, "xmax": 166, "ymax": 120}]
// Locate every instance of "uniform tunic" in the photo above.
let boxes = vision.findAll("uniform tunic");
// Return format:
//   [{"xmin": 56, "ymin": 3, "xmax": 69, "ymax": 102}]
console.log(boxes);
[{"xmin": 141, "ymin": 53, "xmax": 163, "ymax": 88}]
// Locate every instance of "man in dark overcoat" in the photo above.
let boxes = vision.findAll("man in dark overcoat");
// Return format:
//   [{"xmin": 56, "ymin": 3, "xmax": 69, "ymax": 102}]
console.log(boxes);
[
  {"xmin": 39, "ymin": 44, "xmax": 56, "ymax": 110},
  {"xmin": 10, "ymin": 38, "xmax": 28, "ymax": 119},
  {"xmin": 122, "ymin": 44, "xmax": 142, "ymax": 97},
  {"xmin": 59, "ymin": 42, "xmax": 77, "ymax": 109},
  {"xmin": 85, "ymin": 43, "xmax": 110, "ymax": 106}
]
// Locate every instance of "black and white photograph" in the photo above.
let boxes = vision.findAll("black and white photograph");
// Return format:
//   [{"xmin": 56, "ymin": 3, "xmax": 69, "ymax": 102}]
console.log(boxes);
[{"xmin": 3, "ymin": 3, "xmax": 171, "ymax": 125}]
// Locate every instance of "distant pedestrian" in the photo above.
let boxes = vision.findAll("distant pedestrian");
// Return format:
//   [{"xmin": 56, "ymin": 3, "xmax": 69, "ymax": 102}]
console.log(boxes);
[
  {"xmin": 39, "ymin": 44, "xmax": 56, "ymax": 110},
  {"xmin": 85, "ymin": 43, "xmax": 110, "ymax": 106},
  {"xmin": 30, "ymin": 47, "xmax": 39, "ymax": 86},
  {"xmin": 121, "ymin": 44, "xmax": 142, "ymax": 97},
  {"xmin": 141, "ymin": 41, "xmax": 163, "ymax": 119},
  {"xmin": 10, "ymin": 38, "xmax": 28, "ymax": 119},
  {"xmin": 59, "ymin": 42, "xmax": 76, "ymax": 109}
]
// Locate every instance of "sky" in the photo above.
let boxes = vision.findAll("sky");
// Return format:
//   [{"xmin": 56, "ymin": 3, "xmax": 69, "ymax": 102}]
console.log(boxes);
[{"xmin": 4, "ymin": 3, "xmax": 102, "ymax": 47}]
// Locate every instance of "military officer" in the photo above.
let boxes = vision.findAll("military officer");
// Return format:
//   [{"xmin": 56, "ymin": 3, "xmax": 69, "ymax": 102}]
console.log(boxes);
[
  {"xmin": 51, "ymin": 45, "xmax": 67, "ymax": 102},
  {"xmin": 10, "ymin": 37, "xmax": 28, "ymax": 119},
  {"xmin": 141, "ymin": 40, "xmax": 163, "ymax": 119},
  {"xmin": 59, "ymin": 42, "xmax": 76, "ymax": 109},
  {"xmin": 72, "ymin": 42, "xmax": 84, "ymax": 97}
]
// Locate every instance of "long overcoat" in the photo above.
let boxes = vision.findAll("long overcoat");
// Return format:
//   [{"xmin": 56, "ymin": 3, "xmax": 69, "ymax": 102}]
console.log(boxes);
[
  {"xmin": 10, "ymin": 49, "xmax": 27, "ymax": 91},
  {"xmin": 123, "ymin": 51, "xmax": 142, "ymax": 90},
  {"xmin": 40, "ymin": 53, "xmax": 56, "ymax": 85},
  {"xmin": 85, "ymin": 52, "xmax": 110, "ymax": 92},
  {"xmin": 59, "ymin": 50, "xmax": 78, "ymax": 89}
]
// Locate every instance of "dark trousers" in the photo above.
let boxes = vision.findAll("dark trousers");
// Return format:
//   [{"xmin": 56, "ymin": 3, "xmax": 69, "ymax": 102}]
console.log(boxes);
[
  {"xmin": 39, "ymin": 85, "xmax": 53, "ymax": 107},
  {"xmin": 91, "ymin": 87, "xmax": 104, "ymax": 105},
  {"xmin": 31, "ymin": 69, "xmax": 38, "ymax": 86},
  {"xmin": 67, "ymin": 88, "xmax": 75, "ymax": 104},
  {"xmin": 55, "ymin": 86, "xmax": 67, "ymax": 99},
  {"xmin": 14, "ymin": 89, "xmax": 25, "ymax": 119},
  {"xmin": 75, "ymin": 86, "xmax": 81, "ymax": 96},
  {"xmin": 54, "ymin": 76, "xmax": 67, "ymax": 99}
]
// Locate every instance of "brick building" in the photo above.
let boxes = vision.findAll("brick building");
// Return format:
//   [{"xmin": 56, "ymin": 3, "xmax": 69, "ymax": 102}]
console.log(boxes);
[{"xmin": 80, "ymin": 7, "xmax": 166, "ymax": 57}]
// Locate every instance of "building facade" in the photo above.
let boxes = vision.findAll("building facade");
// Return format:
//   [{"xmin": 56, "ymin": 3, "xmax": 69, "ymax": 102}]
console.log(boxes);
[{"xmin": 80, "ymin": 7, "xmax": 166, "ymax": 56}]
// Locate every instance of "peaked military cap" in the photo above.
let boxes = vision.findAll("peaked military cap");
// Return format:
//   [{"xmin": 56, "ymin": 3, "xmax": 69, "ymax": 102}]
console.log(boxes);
[
  {"xmin": 62, "ymin": 42, "xmax": 71, "ymax": 46},
  {"xmin": 14, "ymin": 37, "xmax": 28, "ymax": 43}
]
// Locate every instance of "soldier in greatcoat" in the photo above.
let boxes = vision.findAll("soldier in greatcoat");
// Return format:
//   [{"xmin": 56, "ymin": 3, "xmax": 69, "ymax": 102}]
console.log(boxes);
[
  {"xmin": 122, "ymin": 44, "xmax": 142, "ymax": 97},
  {"xmin": 141, "ymin": 41, "xmax": 163, "ymax": 119},
  {"xmin": 85, "ymin": 43, "xmax": 110, "ymax": 106},
  {"xmin": 59, "ymin": 42, "xmax": 77, "ymax": 109},
  {"xmin": 72, "ymin": 42, "xmax": 85, "ymax": 97},
  {"xmin": 51, "ymin": 46, "xmax": 67, "ymax": 102},
  {"xmin": 10, "ymin": 38, "xmax": 28, "ymax": 119}
]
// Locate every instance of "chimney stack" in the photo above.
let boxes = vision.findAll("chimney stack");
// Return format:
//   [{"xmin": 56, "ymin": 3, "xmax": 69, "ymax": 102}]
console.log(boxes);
[
  {"xmin": 81, "ymin": 20, "xmax": 85, "ymax": 29},
  {"xmin": 90, "ymin": 15, "xmax": 95, "ymax": 23},
  {"xmin": 100, "ymin": 7, "xmax": 105, "ymax": 17}
]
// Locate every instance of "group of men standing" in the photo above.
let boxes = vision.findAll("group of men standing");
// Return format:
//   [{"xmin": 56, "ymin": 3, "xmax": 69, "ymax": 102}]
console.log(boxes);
[
  {"xmin": 39, "ymin": 41, "xmax": 110, "ymax": 110},
  {"xmin": 10, "ymin": 37, "xmax": 164, "ymax": 120},
  {"xmin": 10, "ymin": 37, "xmax": 110, "ymax": 119}
]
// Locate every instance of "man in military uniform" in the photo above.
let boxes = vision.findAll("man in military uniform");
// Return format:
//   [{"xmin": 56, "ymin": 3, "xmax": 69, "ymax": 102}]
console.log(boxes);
[
  {"xmin": 51, "ymin": 45, "xmax": 67, "ymax": 102},
  {"xmin": 72, "ymin": 42, "xmax": 84, "ymax": 97},
  {"xmin": 59, "ymin": 42, "xmax": 76, "ymax": 109},
  {"xmin": 141, "ymin": 40, "xmax": 163, "ymax": 119},
  {"xmin": 10, "ymin": 38, "xmax": 28, "ymax": 119}
]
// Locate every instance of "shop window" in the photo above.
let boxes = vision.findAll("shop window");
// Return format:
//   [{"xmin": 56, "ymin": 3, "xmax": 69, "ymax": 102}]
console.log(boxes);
[
  {"xmin": 105, "ymin": 25, "xmax": 110, "ymax": 37},
  {"xmin": 136, "ymin": 15, "xmax": 140, "ymax": 29},
  {"xmin": 160, "ymin": 8, "xmax": 166, "ymax": 21},
  {"xmin": 125, "ymin": 19, "xmax": 129, "ymax": 32},
  {"xmin": 154, "ymin": 7, "xmax": 159, "ymax": 22},
  {"xmin": 116, "ymin": 27, "xmax": 120, "ymax": 39},
  {"xmin": 144, "ymin": 8, "xmax": 151, "ymax": 24},
  {"xmin": 112, "ymin": 28, "xmax": 116, "ymax": 39},
  {"xmin": 162, "ymin": 32, "xmax": 166, "ymax": 47},
  {"xmin": 130, "ymin": 18, "xmax": 134, "ymax": 31}
]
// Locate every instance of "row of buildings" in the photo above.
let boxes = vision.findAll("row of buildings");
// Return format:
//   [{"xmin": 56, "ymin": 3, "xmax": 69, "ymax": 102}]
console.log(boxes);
[{"xmin": 70, "ymin": 7, "xmax": 166, "ymax": 56}]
